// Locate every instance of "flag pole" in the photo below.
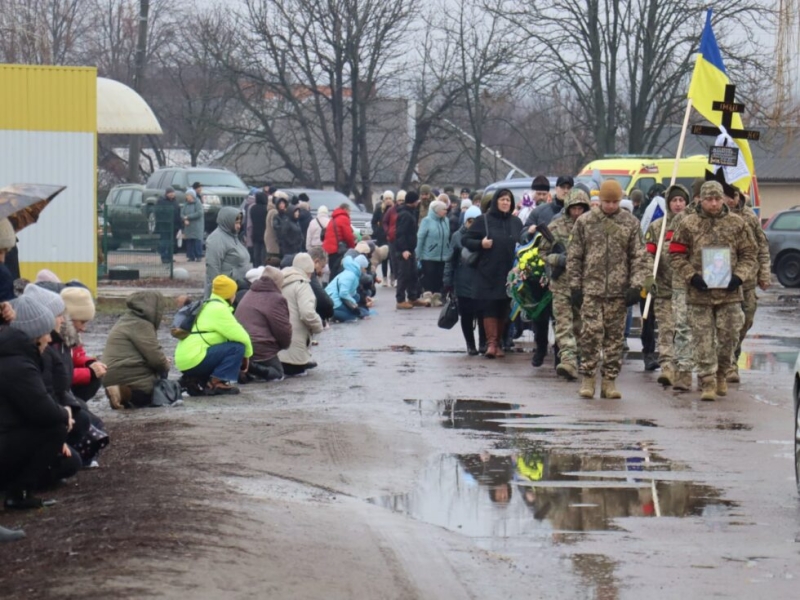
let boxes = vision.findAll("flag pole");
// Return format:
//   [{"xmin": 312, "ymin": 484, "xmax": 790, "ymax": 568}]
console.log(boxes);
[{"xmin": 643, "ymin": 98, "xmax": 693, "ymax": 320}]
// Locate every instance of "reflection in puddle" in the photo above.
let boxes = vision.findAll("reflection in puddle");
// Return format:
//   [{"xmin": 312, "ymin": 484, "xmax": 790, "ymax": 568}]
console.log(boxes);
[{"xmin": 370, "ymin": 449, "xmax": 735, "ymax": 535}]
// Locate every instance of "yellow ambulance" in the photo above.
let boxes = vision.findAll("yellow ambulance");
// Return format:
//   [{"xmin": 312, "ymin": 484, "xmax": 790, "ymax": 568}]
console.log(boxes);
[{"xmin": 576, "ymin": 155, "xmax": 710, "ymax": 197}]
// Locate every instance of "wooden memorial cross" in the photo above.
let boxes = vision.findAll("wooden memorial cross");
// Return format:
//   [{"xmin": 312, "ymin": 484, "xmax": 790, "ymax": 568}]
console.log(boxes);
[{"xmin": 691, "ymin": 84, "xmax": 760, "ymax": 167}]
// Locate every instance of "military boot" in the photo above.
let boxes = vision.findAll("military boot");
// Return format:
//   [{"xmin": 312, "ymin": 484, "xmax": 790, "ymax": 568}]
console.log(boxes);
[
  {"xmin": 672, "ymin": 371, "xmax": 692, "ymax": 392},
  {"xmin": 600, "ymin": 379, "xmax": 622, "ymax": 399},
  {"xmin": 556, "ymin": 362, "xmax": 579, "ymax": 381},
  {"xmin": 579, "ymin": 375, "xmax": 596, "ymax": 399},
  {"xmin": 699, "ymin": 376, "xmax": 717, "ymax": 401},
  {"xmin": 657, "ymin": 366, "xmax": 674, "ymax": 387},
  {"xmin": 716, "ymin": 372, "xmax": 728, "ymax": 396},
  {"xmin": 726, "ymin": 365, "xmax": 740, "ymax": 383}
]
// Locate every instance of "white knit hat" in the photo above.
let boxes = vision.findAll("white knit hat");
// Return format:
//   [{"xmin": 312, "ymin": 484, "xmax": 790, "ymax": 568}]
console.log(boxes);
[
  {"xmin": 245, "ymin": 267, "xmax": 265, "ymax": 283},
  {"xmin": 61, "ymin": 287, "xmax": 96, "ymax": 321}
]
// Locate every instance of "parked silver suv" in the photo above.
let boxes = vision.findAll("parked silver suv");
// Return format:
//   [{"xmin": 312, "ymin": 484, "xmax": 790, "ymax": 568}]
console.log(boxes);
[{"xmin": 764, "ymin": 208, "xmax": 800, "ymax": 288}]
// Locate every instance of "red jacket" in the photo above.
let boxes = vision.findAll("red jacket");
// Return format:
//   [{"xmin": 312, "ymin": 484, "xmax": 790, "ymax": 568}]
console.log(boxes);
[
  {"xmin": 382, "ymin": 205, "xmax": 398, "ymax": 243},
  {"xmin": 71, "ymin": 345, "xmax": 96, "ymax": 386},
  {"xmin": 322, "ymin": 209, "xmax": 356, "ymax": 254}
]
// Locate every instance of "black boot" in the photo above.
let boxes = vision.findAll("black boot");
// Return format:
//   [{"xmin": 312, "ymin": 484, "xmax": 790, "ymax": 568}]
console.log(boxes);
[
  {"xmin": 4, "ymin": 490, "xmax": 56, "ymax": 510},
  {"xmin": 531, "ymin": 343, "xmax": 547, "ymax": 367},
  {"xmin": 644, "ymin": 353, "xmax": 660, "ymax": 372}
]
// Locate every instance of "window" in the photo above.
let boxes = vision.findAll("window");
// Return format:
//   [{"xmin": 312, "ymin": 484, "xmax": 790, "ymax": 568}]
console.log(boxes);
[
  {"xmin": 634, "ymin": 177, "xmax": 656, "ymax": 195},
  {"xmin": 171, "ymin": 171, "xmax": 188, "ymax": 189},
  {"xmin": 771, "ymin": 212, "xmax": 800, "ymax": 231},
  {"xmin": 115, "ymin": 189, "xmax": 133, "ymax": 206},
  {"xmin": 190, "ymin": 171, "xmax": 247, "ymax": 189},
  {"xmin": 146, "ymin": 171, "xmax": 167, "ymax": 188},
  {"xmin": 130, "ymin": 190, "xmax": 143, "ymax": 206}
]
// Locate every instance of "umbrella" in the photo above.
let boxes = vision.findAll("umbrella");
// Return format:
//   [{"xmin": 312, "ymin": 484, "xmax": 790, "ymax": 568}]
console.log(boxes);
[{"xmin": 0, "ymin": 184, "xmax": 66, "ymax": 232}]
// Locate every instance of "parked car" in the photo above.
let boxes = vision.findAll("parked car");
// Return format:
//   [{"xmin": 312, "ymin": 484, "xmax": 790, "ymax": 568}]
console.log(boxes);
[
  {"xmin": 145, "ymin": 167, "xmax": 250, "ymax": 233},
  {"xmin": 483, "ymin": 177, "xmax": 557, "ymax": 206},
  {"xmin": 763, "ymin": 207, "xmax": 800, "ymax": 288},
  {"xmin": 794, "ymin": 351, "xmax": 800, "ymax": 493},
  {"xmin": 279, "ymin": 188, "xmax": 373, "ymax": 237},
  {"xmin": 102, "ymin": 184, "xmax": 153, "ymax": 249}
]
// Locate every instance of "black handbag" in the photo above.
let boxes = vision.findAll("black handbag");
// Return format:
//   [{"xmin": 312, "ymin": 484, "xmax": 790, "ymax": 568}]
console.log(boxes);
[
  {"xmin": 437, "ymin": 293, "xmax": 459, "ymax": 329},
  {"xmin": 461, "ymin": 215, "xmax": 489, "ymax": 267}
]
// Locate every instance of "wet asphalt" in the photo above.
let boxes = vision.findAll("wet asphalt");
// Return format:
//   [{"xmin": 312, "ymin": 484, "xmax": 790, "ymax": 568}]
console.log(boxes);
[{"xmin": 83, "ymin": 283, "xmax": 800, "ymax": 598}]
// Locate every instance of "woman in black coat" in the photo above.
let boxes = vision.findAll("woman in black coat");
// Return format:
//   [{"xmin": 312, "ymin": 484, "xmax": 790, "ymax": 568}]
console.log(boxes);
[
  {"xmin": 461, "ymin": 189, "xmax": 522, "ymax": 358},
  {"xmin": 280, "ymin": 206, "xmax": 305, "ymax": 257},
  {"xmin": 0, "ymin": 298, "xmax": 81, "ymax": 509}
]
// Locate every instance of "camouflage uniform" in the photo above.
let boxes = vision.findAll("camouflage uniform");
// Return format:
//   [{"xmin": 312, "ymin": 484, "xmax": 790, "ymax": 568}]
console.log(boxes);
[
  {"xmin": 568, "ymin": 205, "xmax": 650, "ymax": 381},
  {"xmin": 667, "ymin": 205, "xmax": 697, "ymax": 381},
  {"xmin": 644, "ymin": 185, "xmax": 690, "ymax": 383},
  {"xmin": 669, "ymin": 182, "xmax": 757, "ymax": 397},
  {"xmin": 540, "ymin": 191, "xmax": 590, "ymax": 373},
  {"xmin": 727, "ymin": 204, "xmax": 771, "ymax": 375}
]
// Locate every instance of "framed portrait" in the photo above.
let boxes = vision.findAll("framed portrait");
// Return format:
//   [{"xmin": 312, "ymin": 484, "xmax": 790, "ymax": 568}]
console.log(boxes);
[{"xmin": 702, "ymin": 246, "xmax": 732, "ymax": 289}]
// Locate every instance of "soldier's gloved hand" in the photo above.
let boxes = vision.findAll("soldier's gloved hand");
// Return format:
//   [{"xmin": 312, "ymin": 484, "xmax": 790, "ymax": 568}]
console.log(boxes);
[
  {"xmin": 643, "ymin": 275, "xmax": 657, "ymax": 295},
  {"xmin": 690, "ymin": 274, "xmax": 708, "ymax": 291},
  {"xmin": 726, "ymin": 275, "xmax": 743, "ymax": 291},
  {"xmin": 624, "ymin": 287, "xmax": 641, "ymax": 307},
  {"xmin": 570, "ymin": 289, "xmax": 583, "ymax": 308},
  {"xmin": 546, "ymin": 253, "xmax": 566, "ymax": 268}
]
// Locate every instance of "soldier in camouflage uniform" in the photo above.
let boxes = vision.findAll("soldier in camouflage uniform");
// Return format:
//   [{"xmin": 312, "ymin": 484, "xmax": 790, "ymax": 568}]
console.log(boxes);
[
  {"xmin": 567, "ymin": 180, "xmax": 652, "ymax": 399},
  {"xmin": 540, "ymin": 189, "xmax": 591, "ymax": 381},
  {"xmin": 644, "ymin": 184, "xmax": 690, "ymax": 388},
  {"xmin": 669, "ymin": 181, "xmax": 757, "ymax": 401},
  {"xmin": 724, "ymin": 188, "xmax": 771, "ymax": 382},
  {"xmin": 666, "ymin": 179, "xmax": 703, "ymax": 391}
]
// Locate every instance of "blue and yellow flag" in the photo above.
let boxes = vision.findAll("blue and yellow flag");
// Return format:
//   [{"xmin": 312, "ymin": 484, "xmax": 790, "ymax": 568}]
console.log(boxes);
[{"xmin": 687, "ymin": 9, "xmax": 754, "ymax": 189}]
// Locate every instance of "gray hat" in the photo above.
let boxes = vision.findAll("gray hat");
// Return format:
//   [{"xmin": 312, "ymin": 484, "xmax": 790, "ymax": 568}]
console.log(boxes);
[
  {"xmin": 0, "ymin": 218, "xmax": 15, "ymax": 250},
  {"xmin": 24, "ymin": 283, "xmax": 65, "ymax": 317},
  {"xmin": 9, "ymin": 296, "xmax": 55, "ymax": 339}
]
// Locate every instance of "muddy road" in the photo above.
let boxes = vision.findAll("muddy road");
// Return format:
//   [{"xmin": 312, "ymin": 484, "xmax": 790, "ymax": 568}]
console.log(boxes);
[{"xmin": 2, "ymin": 286, "xmax": 799, "ymax": 599}]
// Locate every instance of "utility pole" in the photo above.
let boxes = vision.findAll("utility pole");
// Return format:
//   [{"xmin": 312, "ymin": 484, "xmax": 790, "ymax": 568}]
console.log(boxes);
[{"xmin": 127, "ymin": 0, "xmax": 150, "ymax": 183}]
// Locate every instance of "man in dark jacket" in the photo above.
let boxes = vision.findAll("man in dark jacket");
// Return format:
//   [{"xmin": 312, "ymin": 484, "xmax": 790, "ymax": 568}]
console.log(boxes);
[
  {"xmin": 155, "ymin": 187, "xmax": 182, "ymax": 264},
  {"xmin": 395, "ymin": 192, "xmax": 429, "ymax": 309},
  {"xmin": 296, "ymin": 194, "xmax": 313, "ymax": 248},
  {"xmin": 250, "ymin": 192, "xmax": 269, "ymax": 266},
  {"xmin": 0, "ymin": 296, "xmax": 81, "ymax": 509},
  {"xmin": 523, "ymin": 175, "xmax": 573, "ymax": 234}
]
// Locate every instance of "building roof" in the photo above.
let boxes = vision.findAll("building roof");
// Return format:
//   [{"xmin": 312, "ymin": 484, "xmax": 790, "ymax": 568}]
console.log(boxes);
[{"xmin": 97, "ymin": 77, "xmax": 162, "ymax": 135}]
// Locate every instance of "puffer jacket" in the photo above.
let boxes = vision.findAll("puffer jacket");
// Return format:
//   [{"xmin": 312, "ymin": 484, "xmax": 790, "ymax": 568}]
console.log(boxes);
[
  {"xmin": 443, "ymin": 227, "xmax": 478, "ymax": 298},
  {"xmin": 278, "ymin": 267, "xmax": 323, "ymax": 366},
  {"xmin": 322, "ymin": 208, "xmax": 356, "ymax": 255},
  {"xmin": 416, "ymin": 210, "xmax": 451, "ymax": 262},
  {"xmin": 205, "ymin": 207, "xmax": 250, "ymax": 288},
  {"xmin": 669, "ymin": 204, "xmax": 757, "ymax": 306},
  {"xmin": 174, "ymin": 293, "xmax": 253, "ymax": 372},
  {"xmin": 325, "ymin": 255, "xmax": 361, "ymax": 309},
  {"xmin": 0, "ymin": 327, "xmax": 70, "ymax": 435},
  {"xmin": 280, "ymin": 209, "xmax": 305, "ymax": 256},
  {"xmin": 234, "ymin": 278, "xmax": 292, "ymax": 362},
  {"xmin": 567, "ymin": 205, "xmax": 650, "ymax": 298},
  {"xmin": 102, "ymin": 291, "xmax": 170, "ymax": 393}
]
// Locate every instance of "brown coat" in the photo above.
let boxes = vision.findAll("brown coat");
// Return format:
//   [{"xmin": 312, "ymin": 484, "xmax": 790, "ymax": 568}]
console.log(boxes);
[{"xmin": 234, "ymin": 278, "xmax": 292, "ymax": 362}]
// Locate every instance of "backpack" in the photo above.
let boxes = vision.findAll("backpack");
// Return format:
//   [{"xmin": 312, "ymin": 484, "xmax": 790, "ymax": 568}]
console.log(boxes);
[{"xmin": 170, "ymin": 299, "xmax": 222, "ymax": 340}]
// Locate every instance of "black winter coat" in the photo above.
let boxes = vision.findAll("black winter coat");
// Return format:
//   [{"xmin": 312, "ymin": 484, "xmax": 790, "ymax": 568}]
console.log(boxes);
[
  {"xmin": 250, "ymin": 193, "xmax": 269, "ymax": 242},
  {"xmin": 443, "ymin": 227, "xmax": 478, "ymax": 299},
  {"xmin": 0, "ymin": 327, "xmax": 69, "ymax": 435},
  {"xmin": 280, "ymin": 214, "xmax": 305, "ymax": 256},
  {"xmin": 462, "ymin": 191, "xmax": 523, "ymax": 300},
  {"xmin": 310, "ymin": 274, "xmax": 335, "ymax": 320},
  {"xmin": 372, "ymin": 205, "xmax": 387, "ymax": 245},
  {"xmin": 394, "ymin": 204, "xmax": 418, "ymax": 254},
  {"xmin": 523, "ymin": 198, "xmax": 565, "ymax": 233}
]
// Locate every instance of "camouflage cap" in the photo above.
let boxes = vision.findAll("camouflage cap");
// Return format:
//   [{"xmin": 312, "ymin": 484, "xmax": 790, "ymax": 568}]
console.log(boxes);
[{"xmin": 700, "ymin": 181, "xmax": 723, "ymax": 199}]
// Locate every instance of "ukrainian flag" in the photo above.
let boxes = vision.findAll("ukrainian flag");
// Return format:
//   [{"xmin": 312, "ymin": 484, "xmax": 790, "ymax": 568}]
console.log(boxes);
[{"xmin": 687, "ymin": 9, "xmax": 754, "ymax": 189}]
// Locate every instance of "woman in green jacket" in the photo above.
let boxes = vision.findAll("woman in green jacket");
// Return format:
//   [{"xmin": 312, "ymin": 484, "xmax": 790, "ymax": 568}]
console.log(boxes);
[{"xmin": 176, "ymin": 275, "xmax": 253, "ymax": 395}]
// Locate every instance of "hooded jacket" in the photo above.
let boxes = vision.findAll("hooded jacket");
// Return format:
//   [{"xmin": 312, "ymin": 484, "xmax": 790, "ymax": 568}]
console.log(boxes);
[
  {"xmin": 205, "ymin": 206, "xmax": 250, "ymax": 287},
  {"xmin": 462, "ymin": 190, "xmax": 524, "ymax": 300},
  {"xmin": 181, "ymin": 192, "xmax": 205, "ymax": 240},
  {"xmin": 443, "ymin": 225, "xmax": 478, "ymax": 298},
  {"xmin": 174, "ymin": 293, "xmax": 253, "ymax": 372},
  {"xmin": 416, "ymin": 208, "xmax": 452, "ymax": 262},
  {"xmin": 278, "ymin": 267, "xmax": 323, "ymax": 366},
  {"xmin": 322, "ymin": 208, "xmax": 356, "ymax": 255},
  {"xmin": 325, "ymin": 255, "xmax": 362, "ymax": 309},
  {"xmin": 644, "ymin": 185, "xmax": 689, "ymax": 298},
  {"xmin": 280, "ymin": 208, "xmax": 305, "ymax": 256},
  {"xmin": 669, "ymin": 203, "xmax": 757, "ymax": 306},
  {"xmin": 539, "ymin": 191, "xmax": 590, "ymax": 293},
  {"xmin": 102, "ymin": 291, "xmax": 170, "ymax": 393},
  {"xmin": 234, "ymin": 278, "xmax": 293, "ymax": 362},
  {"xmin": 0, "ymin": 327, "xmax": 69, "ymax": 435},
  {"xmin": 306, "ymin": 208, "xmax": 329, "ymax": 251},
  {"xmin": 567, "ymin": 201, "xmax": 649, "ymax": 298}
]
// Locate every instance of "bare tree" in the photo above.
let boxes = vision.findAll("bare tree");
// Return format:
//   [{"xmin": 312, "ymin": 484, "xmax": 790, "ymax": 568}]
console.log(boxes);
[{"xmin": 0, "ymin": 0, "xmax": 90, "ymax": 64}]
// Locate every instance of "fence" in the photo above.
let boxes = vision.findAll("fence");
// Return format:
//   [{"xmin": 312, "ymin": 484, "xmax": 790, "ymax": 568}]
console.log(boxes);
[{"xmin": 99, "ymin": 203, "xmax": 176, "ymax": 280}]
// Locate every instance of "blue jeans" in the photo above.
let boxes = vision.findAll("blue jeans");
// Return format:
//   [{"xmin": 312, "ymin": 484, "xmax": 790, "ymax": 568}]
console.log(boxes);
[
  {"xmin": 186, "ymin": 238, "xmax": 203, "ymax": 261},
  {"xmin": 182, "ymin": 342, "xmax": 245, "ymax": 383},
  {"xmin": 333, "ymin": 305, "xmax": 366, "ymax": 322}
]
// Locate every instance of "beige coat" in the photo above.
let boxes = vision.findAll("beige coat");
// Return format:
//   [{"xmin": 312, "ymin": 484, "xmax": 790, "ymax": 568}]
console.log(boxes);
[{"xmin": 277, "ymin": 267, "xmax": 323, "ymax": 366}]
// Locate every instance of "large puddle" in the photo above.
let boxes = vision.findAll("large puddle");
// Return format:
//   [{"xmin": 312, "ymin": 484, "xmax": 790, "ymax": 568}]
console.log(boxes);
[{"xmin": 376, "ymin": 399, "xmax": 736, "ymax": 536}]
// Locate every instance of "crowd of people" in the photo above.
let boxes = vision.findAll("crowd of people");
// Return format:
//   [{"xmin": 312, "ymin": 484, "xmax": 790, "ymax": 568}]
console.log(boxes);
[{"xmin": 0, "ymin": 167, "xmax": 770, "ymax": 534}]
